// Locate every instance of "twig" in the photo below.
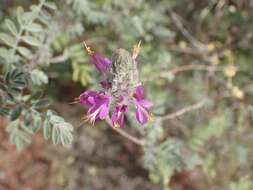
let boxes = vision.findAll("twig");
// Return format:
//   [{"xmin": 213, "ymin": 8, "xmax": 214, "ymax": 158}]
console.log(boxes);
[
  {"xmin": 157, "ymin": 100, "xmax": 205, "ymax": 121},
  {"xmin": 168, "ymin": 45, "xmax": 203, "ymax": 55},
  {"xmin": 169, "ymin": 10, "xmax": 207, "ymax": 51},
  {"xmin": 105, "ymin": 117, "xmax": 144, "ymax": 146},
  {"xmin": 80, "ymin": 101, "xmax": 205, "ymax": 146}
]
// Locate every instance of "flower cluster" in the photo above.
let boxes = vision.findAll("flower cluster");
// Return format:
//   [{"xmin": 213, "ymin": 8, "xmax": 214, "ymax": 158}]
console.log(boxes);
[{"xmin": 78, "ymin": 42, "xmax": 152, "ymax": 127}]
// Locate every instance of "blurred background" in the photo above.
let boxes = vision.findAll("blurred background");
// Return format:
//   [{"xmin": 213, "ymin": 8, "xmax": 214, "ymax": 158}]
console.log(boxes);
[{"xmin": 0, "ymin": 0, "xmax": 253, "ymax": 189}]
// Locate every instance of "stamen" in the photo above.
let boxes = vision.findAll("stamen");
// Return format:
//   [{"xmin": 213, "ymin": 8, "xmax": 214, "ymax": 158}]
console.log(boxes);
[
  {"xmin": 69, "ymin": 97, "xmax": 80, "ymax": 105},
  {"xmin": 82, "ymin": 116, "xmax": 96, "ymax": 126},
  {"xmin": 132, "ymin": 40, "xmax": 142, "ymax": 59},
  {"xmin": 82, "ymin": 41, "xmax": 94, "ymax": 55},
  {"xmin": 84, "ymin": 108, "xmax": 101, "ymax": 126},
  {"xmin": 113, "ymin": 123, "xmax": 121, "ymax": 128},
  {"xmin": 78, "ymin": 119, "xmax": 86, "ymax": 127},
  {"xmin": 82, "ymin": 115, "xmax": 88, "ymax": 121},
  {"xmin": 148, "ymin": 113, "xmax": 153, "ymax": 122}
]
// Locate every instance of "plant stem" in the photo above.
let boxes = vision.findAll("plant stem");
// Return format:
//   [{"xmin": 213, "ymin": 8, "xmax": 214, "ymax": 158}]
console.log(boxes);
[
  {"xmin": 105, "ymin": 117, "xmax": 144, "ymax": 146},
  {"xmin": 158, "ymin": 100, "xmax": 205, "ymax": 121}
]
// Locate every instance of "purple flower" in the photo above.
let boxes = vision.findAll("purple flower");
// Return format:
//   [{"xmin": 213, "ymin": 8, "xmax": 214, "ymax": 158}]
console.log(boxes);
[
  {"xmin": 79, "ymin": 91, "xmax": 111, "ymax": 124},
  {"xmin": 79, "ymin": 42, "xmax": 153, "ymax": 127},
  {"xmin": 91, "ymin": 54, "xmax": 111, "ymax": 73},
  {"xmin": 133, "ymin": 86, "xmax": 152, "ymax": 125},
  {"xmin": 111, "ymin": 105, "xmax": 128, "ymax": 128},
  {"xmin": 79, "ymin": 90, "xmax": 99, "ymax": 106}
]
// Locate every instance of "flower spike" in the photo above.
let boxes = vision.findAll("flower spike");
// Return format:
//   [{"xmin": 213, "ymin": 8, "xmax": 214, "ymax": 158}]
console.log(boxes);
[{"xmin": 76, "ymin": 44, "xmax": 152, "ymax": 127}]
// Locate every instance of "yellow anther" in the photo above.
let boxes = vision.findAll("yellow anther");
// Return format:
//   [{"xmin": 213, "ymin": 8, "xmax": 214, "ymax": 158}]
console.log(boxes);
[
  {"xmin": 179, "ymin": 41, "xmax": 187, "ymax": 49},
  {"xmin": 82, "ymin": 41, "xmax": 94, "ymax": 55},
  {"xmin": 113, "ymin": 123, "xmax": 121, "ymax": 128},
  {"xmin": 207, "ymin": 43, "xmax": 215, "ymax": 52},
  {"xmin": 132, "ymin": 40, "xmax": 142, "ymax": 59},
  {"xmin": 82, "ymin": 116, "xmax": 96, "ymax": 126},
  {"xmin": 232, "ymin": 86, "xmax": 244, "ymax": 99},
  {"xmin": 223, "ymin": 65, "xmax": 237, "ymax": 78},
  {"xmin": 148, "ymin": 113, "xmax": 154, "ymax": 122}
]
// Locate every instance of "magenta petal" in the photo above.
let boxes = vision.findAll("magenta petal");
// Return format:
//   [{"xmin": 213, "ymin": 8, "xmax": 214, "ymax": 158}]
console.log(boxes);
[
  {"xmin": 138, "ymin": 99, "xmax": 153, "ymax": 108},
  {"xmin": 87, "ymin": 104, "xmax": 99, "ymax": 115},
  {"xmin": 83, "ymin": 91, "xmax": 111, "ymax": 123},
  {"xmin": 91, "ymin": 54, "xmax": 111, "ymax": 73},
  {"xmin": 79, "ymin": 90, "xmax": 98, "ymax": 106},
  {"xmin": 133, "ymin": 85, "xmax": 152, "ymax": 124},
  {"xmin": 104, "ymin": 58, "xmax": 111, "ymax": 65},
  {"xmin": 99, "ymin": 104, "xmax": 109, "ymax": 119},
  {"xmin": 111, "ymin": 105, "xmax": 128, "ymax": 127},
  {"xmin": 111, "ymin": 111, "xmax": 117, "ymax": 123},
  {"xmin": 87, "ymin": 96, "xmax": 96, "ymax": 104},
  {"xmin": 134, "ymin": 86, "xmax": 145, "ymax": 100},
  {"xmin": 135, "ymin": 106, "xmax": 149, "ymax": 125},
  {"xmin": 79, "ymin": 89, "xmax": 111, "ymax": 125}
]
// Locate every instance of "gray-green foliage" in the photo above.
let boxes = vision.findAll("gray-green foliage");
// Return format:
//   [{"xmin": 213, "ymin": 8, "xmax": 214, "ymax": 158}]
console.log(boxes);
[
  {"xmin": 0, "ymin": 68, "xmax": 29, "ymax": 104},
  {"xmin": 7, "ymin": 120, "xmax": 32, "ymax": 151},
  {"xmin": 187, "ymin": 114, "xmax": 227, "ymax": 151},
  {"xmin": 0, "ymin": 68, "xmax": 73, "ymax": 150},
  {"xmin": 6, "ymin": 109, "xmax": 73, "ymax": 151},
  {"xmin": 43, "ymin": 110, "xmax": 73, "ymax": 146},
  {"xmin": 0, "ymin": 0, "xmax": 56, "ymax": 65},
  {"xmin": 143, "ymin": 120, "xmax": 198, "ymax": 189},
  {"xmin": 143, "ymin": 138, "xmax": 183, "ymax": 189},
  {"xmin": 0, "ymin": 1, "xmax": 74, "ymax": 151}
]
